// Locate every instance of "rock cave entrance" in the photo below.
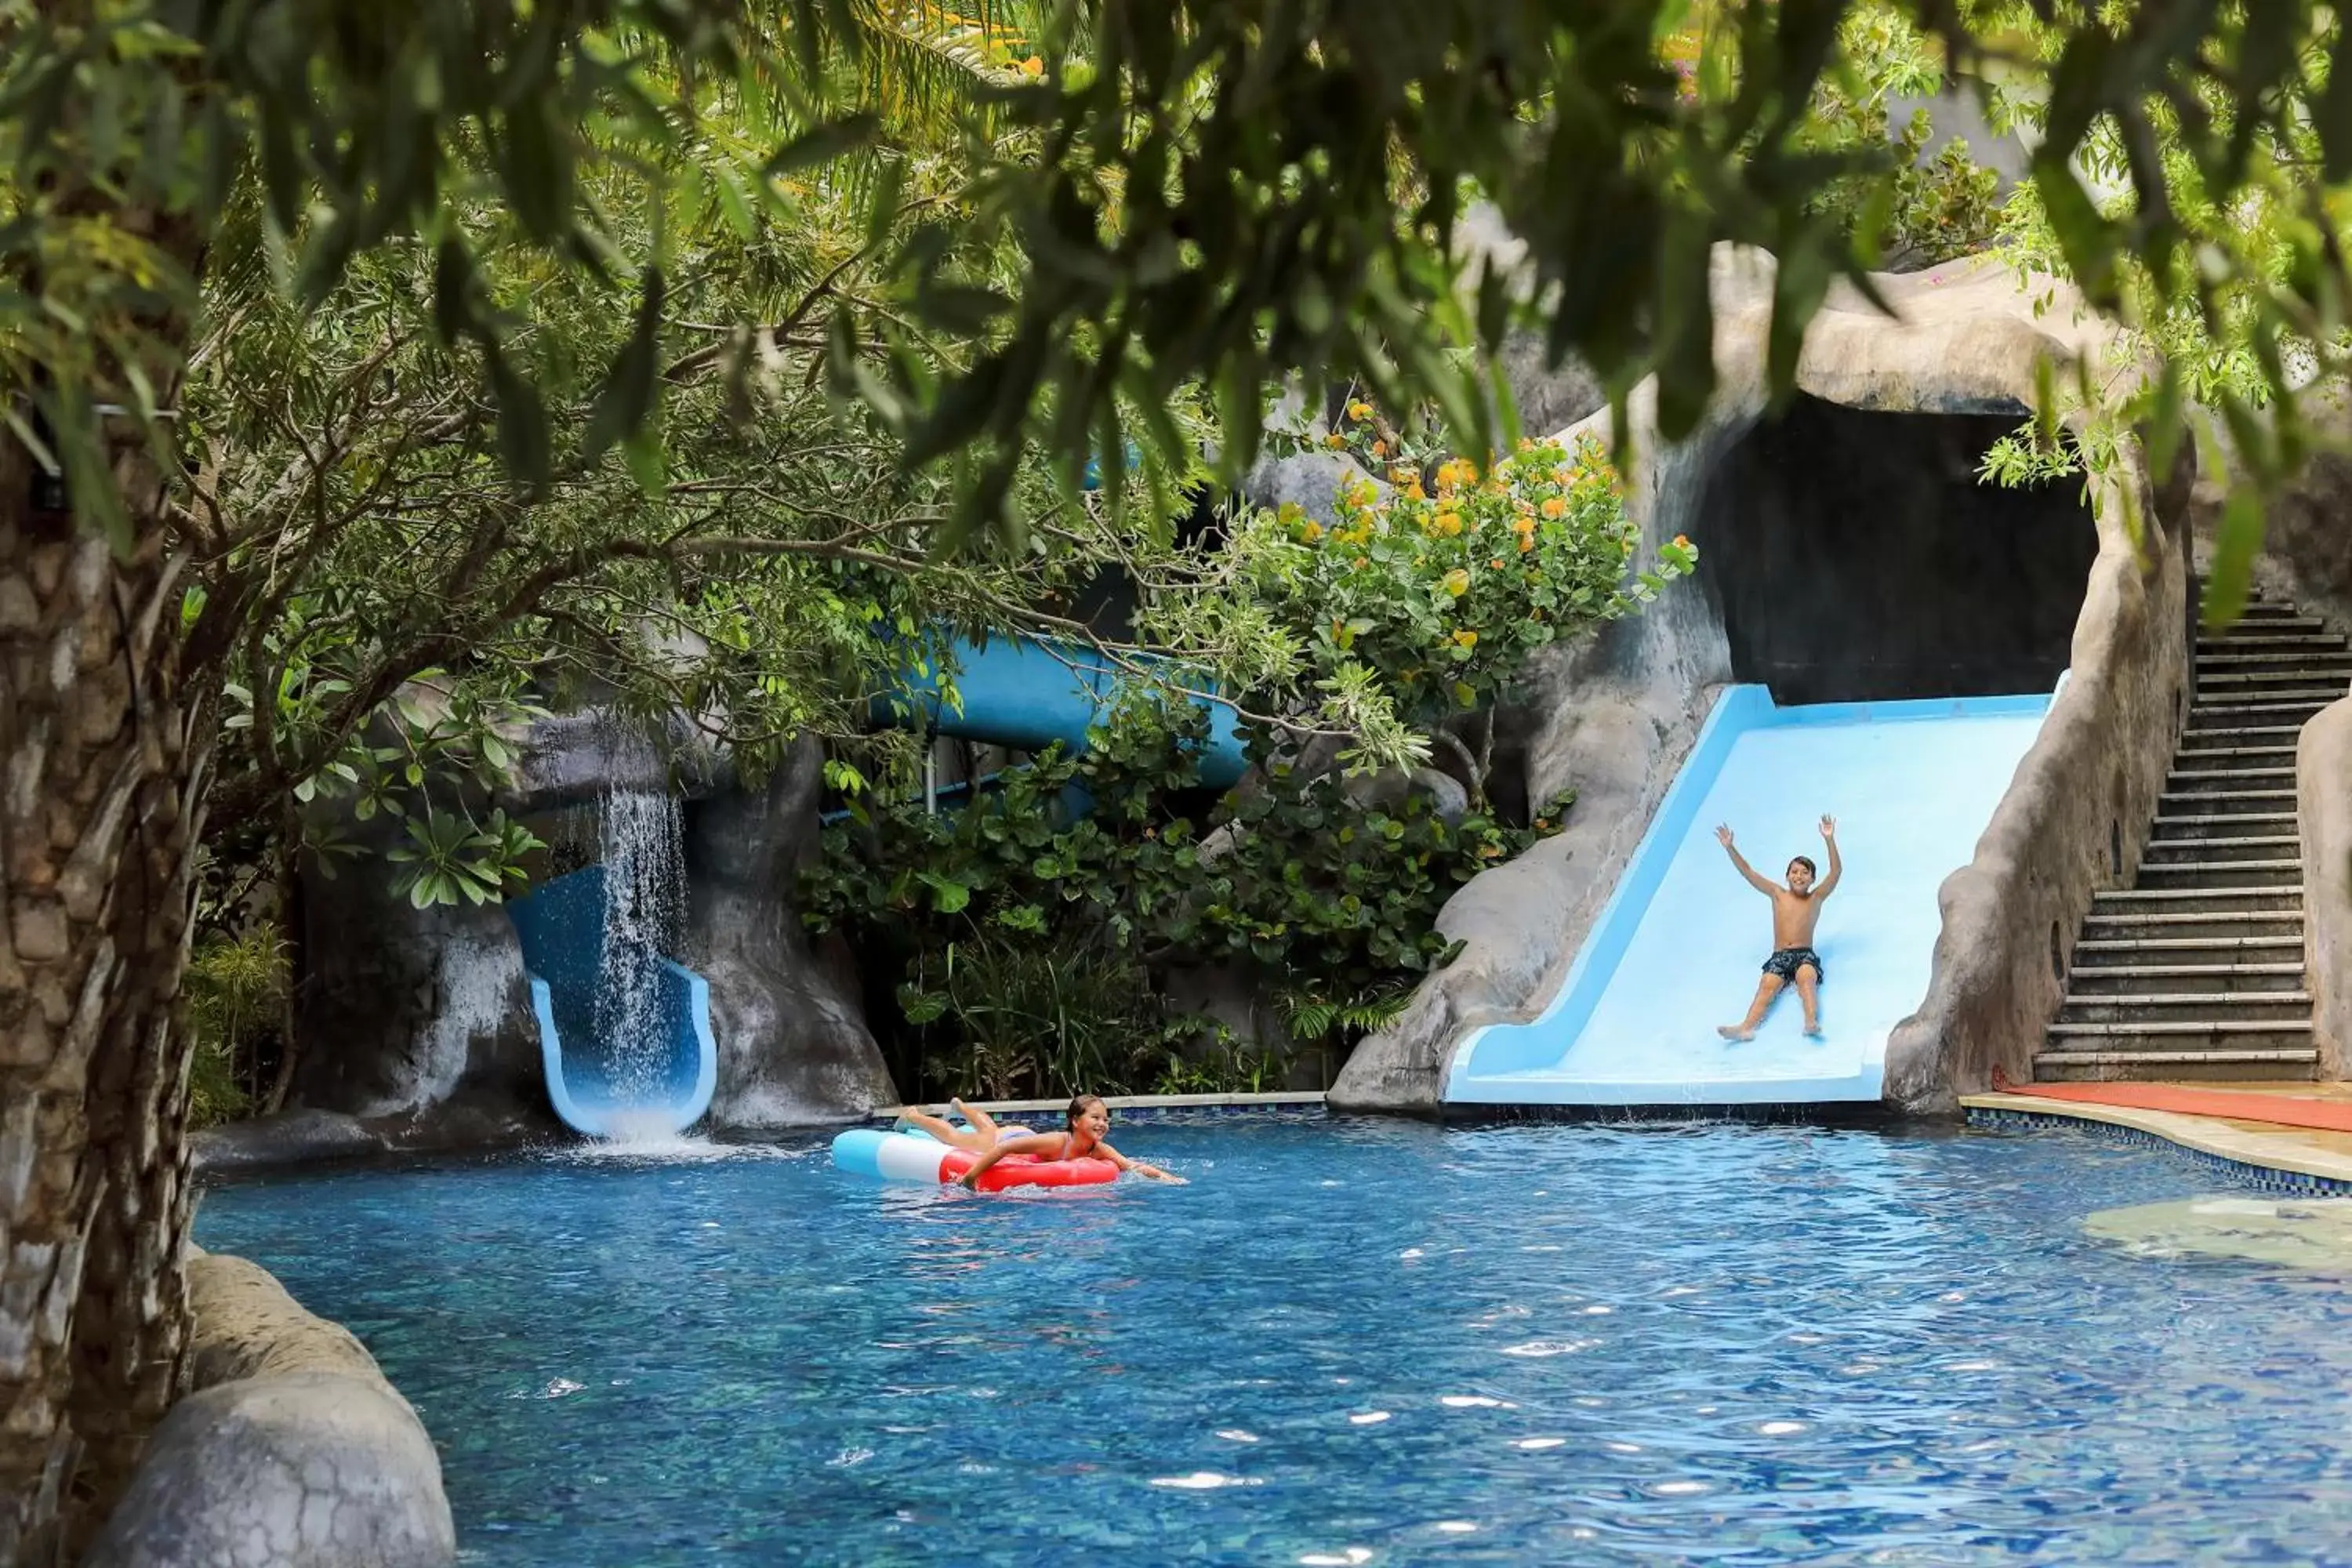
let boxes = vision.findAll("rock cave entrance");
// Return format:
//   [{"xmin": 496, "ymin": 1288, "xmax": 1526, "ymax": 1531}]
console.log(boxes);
[{"xmin": 1692, "ymin": 393, "xmax": 2098, "ymax": 706}]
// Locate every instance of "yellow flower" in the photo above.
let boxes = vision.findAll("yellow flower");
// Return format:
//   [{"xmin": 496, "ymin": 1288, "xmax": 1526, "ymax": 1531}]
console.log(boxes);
[
  {"xmin": 1673, "ymin": 533, "xmax": 1691, "ymax": 550},
  {"xmin": 1407, "ymin": 481, "xmax": 1426, "ymax": 500},
  {"xmin": 1437, "ymin": 511, "xmax": 1463, "ymax": 536},
  {"xmin": 1301, "ymin": 521, "xmax": 1324, "ymax": 543},
  {"xmin": 1453, "ymin": 630, "xmax": 1478, "ymax": 648},
  {"xmin": 1443, "ymin": 568, "xmax": 1471, "ymax": 597},
  {"xmin": 1390, "ymin": 466, "xmax": 1415, "ymax": 485},
  {"xmin": 1021, "ymin": 54, "xmax": 1044, "ymax": 75},
  {"xmin": 1348, "ymin": 401, "xmax": 1374, "ymax": 421},
  {"xmin": 1325, "ymin": 432, "xmax": 1345, "ymax": 449},
  {"xmin": 1489, "ymin": 557, "xmax": 1506, "ymax": 570},
  {"xmin": 1541, "ymin": 496, "xmax": 1566, "ymax": 519},
  {"xmin": 1518, "ymin": 534, "xmax": 1535, "ymax": 553},
  {"xmin": 1371, "ymin": 439, "xmax": 1388, "ymax": 458},
  {"xmin": 1457, "ymin": 462, "xmax": 1479, "ymax": 485},
  {"xmin": 1277, "ymin": 501, "xmax": 1304, "ymax": 524}
]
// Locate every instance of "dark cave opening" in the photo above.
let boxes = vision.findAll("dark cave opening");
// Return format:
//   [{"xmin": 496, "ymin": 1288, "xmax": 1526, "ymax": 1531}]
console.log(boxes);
[{"xmin": 1692, "ymin": 394, "xmax": 2099, "ymax": 706}]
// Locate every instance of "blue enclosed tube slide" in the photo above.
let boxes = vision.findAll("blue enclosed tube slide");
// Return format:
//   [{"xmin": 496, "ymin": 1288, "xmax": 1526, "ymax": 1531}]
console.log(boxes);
[
  {"xmin": 1444, "ymin": 684, "xmax": 2054, "ymax": 1109},
  {"xmin": 880, "ymin": 633, "xmax": 1249, "ymax": 789}
]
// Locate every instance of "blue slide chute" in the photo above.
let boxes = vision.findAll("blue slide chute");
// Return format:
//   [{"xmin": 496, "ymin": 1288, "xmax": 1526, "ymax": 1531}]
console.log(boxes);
[
  {"xmin": 880, "ymin": 633, "xmax": 1249, "ymax": 789},
  {"xmin": 507, "ymin": 865, "xmax": 717, "ymax": 1138},
  {"xmin": 1446, "ymin": 685, "xmax": 2053, "ymax": 1108}
]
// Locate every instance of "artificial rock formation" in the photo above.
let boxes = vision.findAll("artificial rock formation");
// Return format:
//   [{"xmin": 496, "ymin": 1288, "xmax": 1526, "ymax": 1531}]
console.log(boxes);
[
  {"xmin": 274, "ymin": 707, "xmax": 895, "ymax": 1157},
  {"xmin": 2301, "ymin": 699, "xmax": 2352, "ymax": 1082},
  {"xmin": 86, "ymin": 1252, "xmax": 454, "ymax": 1568},
  {"xmin": 1330, "ymin": 249, "xmax": 2187, "ymax": 1116},
  {"xmin": 684, "ymin": 738, "xmax": 897, "ymax": 1129},
  {"xmin": 295, "ymin": 855, "xmax": 543, "ymax": 1127}
]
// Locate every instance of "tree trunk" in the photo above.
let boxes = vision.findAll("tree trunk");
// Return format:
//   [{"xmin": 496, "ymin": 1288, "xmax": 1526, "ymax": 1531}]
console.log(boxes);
[{"xmin": 0, "ymin": 441, "xmax": 202, "ymax": 1560}]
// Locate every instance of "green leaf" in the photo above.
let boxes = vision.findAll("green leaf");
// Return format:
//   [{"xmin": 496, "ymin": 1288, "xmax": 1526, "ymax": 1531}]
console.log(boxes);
[{"xmin": 762, "ymin": 114, "xmax": 881, "ymax": 179}]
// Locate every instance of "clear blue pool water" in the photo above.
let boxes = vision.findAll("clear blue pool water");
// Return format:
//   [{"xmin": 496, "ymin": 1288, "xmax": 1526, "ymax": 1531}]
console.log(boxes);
[{"xmin": 194, "ymin": 1114, "xmax": 2352, "ymax": 1566}]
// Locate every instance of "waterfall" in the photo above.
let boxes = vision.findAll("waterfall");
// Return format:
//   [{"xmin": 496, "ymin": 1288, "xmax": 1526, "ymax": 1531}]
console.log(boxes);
[{"xmin": 593, "ymin": 788, "xmax": 687, "ymax": 1112}]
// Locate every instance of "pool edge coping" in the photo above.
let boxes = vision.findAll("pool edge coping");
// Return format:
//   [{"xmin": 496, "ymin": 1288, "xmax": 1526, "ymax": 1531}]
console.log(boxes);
[
  {"xmin": 1962, "ymin": 1091, "xmax": 2352, "ymax": 1189},
  {"xmin": 877, "ymin": 1091, "xmax": 1327, "ymax": 1119}
]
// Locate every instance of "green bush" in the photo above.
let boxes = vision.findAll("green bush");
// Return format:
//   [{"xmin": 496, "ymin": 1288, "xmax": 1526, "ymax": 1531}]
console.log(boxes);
[
  {"xmin": 183, "ymin": 931, "xmax": 289, "ymax": 1128},
  {"xmin": 804, "ymin": 698, "xmax": 1570, "ymax": 1098}
]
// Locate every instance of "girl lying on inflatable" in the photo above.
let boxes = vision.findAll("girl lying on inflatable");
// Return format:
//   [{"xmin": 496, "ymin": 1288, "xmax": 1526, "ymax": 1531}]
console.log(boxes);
[{"xmin": 903, "ymin": 1094, "xmax": 1186, "ymax": 1188}]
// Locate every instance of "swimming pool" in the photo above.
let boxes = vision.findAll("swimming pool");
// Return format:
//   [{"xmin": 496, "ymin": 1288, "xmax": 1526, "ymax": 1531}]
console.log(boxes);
[{"xmin": 194, "ymin": 1114, "xmax": 2352, "ymax": 1565}]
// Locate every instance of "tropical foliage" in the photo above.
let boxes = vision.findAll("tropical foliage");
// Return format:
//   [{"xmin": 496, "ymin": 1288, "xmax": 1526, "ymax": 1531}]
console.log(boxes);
[{"xmin": 804, "ymin": 697, "xmax": 1574, "ymax": 1101}]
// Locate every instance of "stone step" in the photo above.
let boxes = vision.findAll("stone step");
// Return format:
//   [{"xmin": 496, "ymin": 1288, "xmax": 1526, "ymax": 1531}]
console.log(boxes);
[
  {"xmin": 2197, "ymin": 648, "xmax": 2352, "ymax": 666},
  {"xmin": 2143, "ymin": 833, "xmax": 2302, "ymax": 862},
  {"xmin": 2179, "ymin": 725, "xmax": 2307, "ymax": 749},
  {"xmin": 2230, "ymin": 601, "xmax": 2320, "ymax": 622},
  {"xmin": 2196, "ymin": 673, "xmax": 2352, "ymax": 697},
  {"xmin": 2129, "ymin": 858, "xmax": 2303, "ymax": 890},
  {"xmin": 2155, "ymin": 789, "xmax": 2299, "ymax": 813},
  {"xmin": 2164, "ymin": 744, "xmax": 2299, "ymax": 764},
  {"xmin": 2074, "ymin": 933, "xmax": 2304, "ymax": 962},
  {"xmin": 2031, "ymin": 1047, "xmax": 2320, "ymax": 1083},
  {"xmin": 2190, "ymin": 697, "xmax": 2338, "ymax": 720},
  {"xmin": 2163, "ymin": 766, "xmax": 2298, "ymax": 793},
  {"xmin": 2094, "ymin": 884, "xmax": 2302, "ymax": 907},
  {"xmin": 2058, "ymin": 992, "xmax": 2312, "ymax": 1025},
  {"xmin": 2047, "ymin": 1018, "xmax": 2314, "ymax": 1043},
  {"xmin": 2066, "ymin": 962, "xmax": 2306, "ymax": 993},
  {"xmin": 2081, "ymin": 909, "xmax": 2304, "ymax": 941},
  {"xmin": 2150, "ymin": 811, "xmax": 2298, "ymax": 839},
  {"xmin": 2200, "ymin": 634, "xmax": 2347, "ymax": 652}
]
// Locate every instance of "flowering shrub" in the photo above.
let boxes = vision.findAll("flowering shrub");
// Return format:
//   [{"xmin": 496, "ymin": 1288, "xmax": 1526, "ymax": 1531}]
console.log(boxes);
[{"xmin": 1246, "ymin": 419, "xmax": 1697, "ymax": 724}]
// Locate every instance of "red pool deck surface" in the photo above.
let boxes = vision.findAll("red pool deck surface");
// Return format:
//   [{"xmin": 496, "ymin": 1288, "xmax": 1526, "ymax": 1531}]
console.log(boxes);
[
  {"xmin": 1989, "ymin": 1071, "xmax": 2352, "ymax": 1135},
  {"xmin": 1969, "ymin": 1076, "xmax": 2352, "ymax": 1185}
]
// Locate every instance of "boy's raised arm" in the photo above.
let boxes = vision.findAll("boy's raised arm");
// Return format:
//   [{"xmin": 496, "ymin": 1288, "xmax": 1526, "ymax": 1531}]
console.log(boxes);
[
  {"xmin": 1715, "ymin": 824, "xmax": 1778, "ymax": 895},
  {"xmin": 1815, "ymin": 815, "xmax": 1843, "ymax": 898}
]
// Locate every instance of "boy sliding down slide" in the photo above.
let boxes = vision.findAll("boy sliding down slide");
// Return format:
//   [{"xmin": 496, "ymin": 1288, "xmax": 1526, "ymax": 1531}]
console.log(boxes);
[{"xmin": 1715, "ymin": 816, "xmax": 1842, "ymax": 1040}]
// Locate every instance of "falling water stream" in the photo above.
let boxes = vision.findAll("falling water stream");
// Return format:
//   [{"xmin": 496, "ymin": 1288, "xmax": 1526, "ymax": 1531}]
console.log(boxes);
[{"xmin": 590, "ymin": 788, "xmax": 686, "ymax": 1118}]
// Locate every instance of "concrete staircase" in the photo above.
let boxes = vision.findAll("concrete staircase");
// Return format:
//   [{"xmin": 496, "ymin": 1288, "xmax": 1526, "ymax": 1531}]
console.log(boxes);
[{"xmin": 2034, "ymin": 593, "xmax": 2349, "ymax": 1083}]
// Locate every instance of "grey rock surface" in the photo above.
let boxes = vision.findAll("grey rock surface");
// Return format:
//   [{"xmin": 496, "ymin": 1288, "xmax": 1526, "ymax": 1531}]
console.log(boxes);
[
  {"xmin": 684, "ymin": 737, "xmax": 898, "ymax": 1128},
  {"xmin": 89, "ymin": 1255, "xmax": 455, "ymax": 1568},
  {"xmin": 2301, "ymin": 699, "xmax": 2352, "ymax": 1080},
  {"xmin": 1342, "ymin": 765, "xmax": 1472, "ymax": 826},
  {"xmin": 1241, "ymin": 450, "xmax": 1390, "ymax": 527},
  {"xmin": 295, "ymin": 848, "xmax": 544, "ymax": 1127},
  {"xmin": 191, "ymin": 1109, "xmax": 388, "ymax": 1173}
]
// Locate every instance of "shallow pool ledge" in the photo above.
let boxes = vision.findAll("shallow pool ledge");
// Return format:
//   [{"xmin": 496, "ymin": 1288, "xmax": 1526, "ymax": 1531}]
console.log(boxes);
[{"xmin": 1965, "ymin": 1091, "xmax": 2352, "ymax": 1192}]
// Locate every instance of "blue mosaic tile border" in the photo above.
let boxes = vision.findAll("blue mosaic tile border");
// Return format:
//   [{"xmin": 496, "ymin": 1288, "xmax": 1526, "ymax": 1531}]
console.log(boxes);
[{"xmin": 1967, "ymin": 1105, "xmax": 2352, "ymax": 1196}]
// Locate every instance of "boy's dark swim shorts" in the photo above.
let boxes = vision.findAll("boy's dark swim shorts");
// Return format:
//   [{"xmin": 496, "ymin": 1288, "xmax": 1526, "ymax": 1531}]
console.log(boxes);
[{"xmin": 1762, "ymin": 947, "xmax": 1823, "ymax": 982}]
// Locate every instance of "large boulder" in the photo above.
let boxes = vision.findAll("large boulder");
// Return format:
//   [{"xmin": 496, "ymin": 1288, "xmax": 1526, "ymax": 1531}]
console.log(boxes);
[
  {"xmin": 683, "ymin": 737, "xmax": 897, "ymax": 1127},
  {"xmin": 1331, "ymin": 249, "xmax": 2188, "ymax": 1115},
  {"xmin": 88, "ymin": 1254, "xmax": 454, "ymax": 1568}
]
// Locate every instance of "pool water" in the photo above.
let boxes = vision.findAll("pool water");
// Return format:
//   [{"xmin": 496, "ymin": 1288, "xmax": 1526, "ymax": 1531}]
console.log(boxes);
[{"xmin": 194, "ymin": 1115, "xmax": 2352, "ymax": 1566}]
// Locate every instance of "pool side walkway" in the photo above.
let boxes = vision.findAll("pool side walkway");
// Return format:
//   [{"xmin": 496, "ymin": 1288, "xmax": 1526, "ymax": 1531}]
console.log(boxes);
[{"xmin": 1965, "ymin": 1081, "xmax": 2352, "ymax": 1189}]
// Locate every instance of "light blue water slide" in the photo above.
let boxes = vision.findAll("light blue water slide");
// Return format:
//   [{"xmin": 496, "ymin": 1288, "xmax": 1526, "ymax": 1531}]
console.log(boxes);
[
  {"xmin": 1445, "ymin": 685, "xmax": 2053, "ymax": 1108},
  {"xmin": 507, "ymin": 864, "xmax": 717, "ymax": 1138}
]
